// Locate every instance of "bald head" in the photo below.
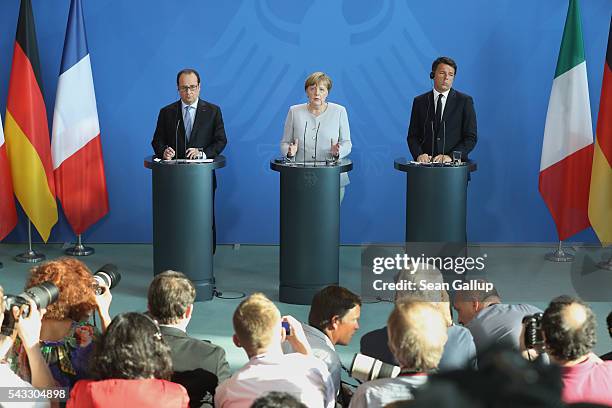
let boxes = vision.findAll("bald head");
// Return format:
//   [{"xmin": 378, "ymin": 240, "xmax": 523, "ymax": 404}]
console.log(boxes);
[{"xmin": 542, "ymin": 295, "xmax": 597, "ymax": 363}]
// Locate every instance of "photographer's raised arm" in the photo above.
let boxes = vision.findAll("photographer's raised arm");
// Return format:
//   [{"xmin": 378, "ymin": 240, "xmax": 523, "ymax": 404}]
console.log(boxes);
[{"xmin": 14, "ymin": 302, "xmax": 56, "ymax": 390}]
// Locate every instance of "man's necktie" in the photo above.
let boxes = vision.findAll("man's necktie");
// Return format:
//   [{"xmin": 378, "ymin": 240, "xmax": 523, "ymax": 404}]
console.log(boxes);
[
  {"xmin": 184, "ymin": 106, "xmax": 193, "ymax": 142},
  {"xmin": 435, "ymin": 93, "xmax": 443, "ymax": 133}
]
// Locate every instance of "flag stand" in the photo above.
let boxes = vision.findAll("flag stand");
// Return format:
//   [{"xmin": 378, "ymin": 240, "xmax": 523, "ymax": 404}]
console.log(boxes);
[
  {"xmin": 545, "ymin": 241, "xmax": 574, "ymax": 262},
  {"xmin": 64, "ymin": 234, "xmax": 94, "ymax": 256},
  {"xmin": 15, "ymin": 220, "xmax": 45, "ymax": 263},
  {"xmin": 597, "ymin": 252, "xmax": 612, "ymax": 271}
]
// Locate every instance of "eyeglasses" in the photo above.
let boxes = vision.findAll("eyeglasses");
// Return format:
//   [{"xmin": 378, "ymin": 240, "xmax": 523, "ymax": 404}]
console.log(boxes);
[{"xmin": 178, "ymin": 85, "xmax": 199, "ymax": 93}]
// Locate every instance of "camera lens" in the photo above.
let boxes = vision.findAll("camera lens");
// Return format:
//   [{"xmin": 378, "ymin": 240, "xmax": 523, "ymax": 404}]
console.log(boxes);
[
  {"xmin": 93, "ymin": 264, "xmax": 121, "ymax": 294},
  {"xmin": 20, "ymin": 282, "xmax": 60, "ymax": 317}
]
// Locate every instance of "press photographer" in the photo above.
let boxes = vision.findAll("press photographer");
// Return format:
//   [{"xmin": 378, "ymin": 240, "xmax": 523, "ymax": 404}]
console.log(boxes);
[
  {"xmin": 0, "ymin": 283, "xmax": 57, "ymax": 408},
  {"xmin": 7, "ymin": 258, "xmax": 114, "ymax": 390}
]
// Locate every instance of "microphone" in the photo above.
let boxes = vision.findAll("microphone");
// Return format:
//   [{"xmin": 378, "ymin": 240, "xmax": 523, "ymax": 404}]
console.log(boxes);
[
  {"xmin": 442, "ymin": 121, "xmax": 447, "ymax": 165},
  {"xmin": 175, "ymin": 105, "xmax": 181, "ymax": 160},
  {"xmin": 302, "ymin": 121, "xmax": 308, "ymax": 166},
  {"xmin": 313, "ymin": 122, "xmax": 321, "ymax": 165},
  {"xmin": 430, "ymin": 121, "xmax": 435, "ymax": 164}
]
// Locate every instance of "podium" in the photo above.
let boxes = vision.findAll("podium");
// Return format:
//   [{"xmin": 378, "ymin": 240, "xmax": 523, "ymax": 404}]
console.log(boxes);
[
  {"xmin": 271, "ymin": 159, "xmax": 353, "ymax": 305},
  {"xmin": 145, "ymin": 156, "xmax": 226, "ymax": 301},
  {"xmin": 394, "ymin": 158, "xmax": 476, "ymax": 244}
]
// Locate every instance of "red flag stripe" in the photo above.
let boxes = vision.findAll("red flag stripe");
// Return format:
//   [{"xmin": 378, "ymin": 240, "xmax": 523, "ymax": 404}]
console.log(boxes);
[
  {"xmin": 0, "ymin": 144, "xmax": 17, "ymax": 240},
  {"xmin": 6, "ymin": 42, "xmax": 55, "ymax": 196},
  {"xmin": 55, "ymin": 135, "xmax": 109, "ymax": 234},
  {"xmin": 539, "ymin": 144, "xmax": 594, "ymax": 241}
]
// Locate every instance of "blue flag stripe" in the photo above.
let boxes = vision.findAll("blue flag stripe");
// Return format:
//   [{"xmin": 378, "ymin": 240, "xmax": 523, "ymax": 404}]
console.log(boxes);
[{"xmin": 59, "ymin": 0, "xmax": 89, "ymax": 75}]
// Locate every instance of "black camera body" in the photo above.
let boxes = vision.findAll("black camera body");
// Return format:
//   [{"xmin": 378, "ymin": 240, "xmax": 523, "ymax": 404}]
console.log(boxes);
[
  {"xmin": 93, "ymin": 264, "xmax": 121, "ymax": 295},
  {"xmin": 522, "ymin": 312, "xmax": 544, "ymax": 349},
  {"xmin": 1, "ymin": 282, "xmax": 59, "ymax": 336}
]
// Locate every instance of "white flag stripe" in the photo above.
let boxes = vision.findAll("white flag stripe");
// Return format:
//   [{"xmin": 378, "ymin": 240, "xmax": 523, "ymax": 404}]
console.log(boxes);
[
  {"xmin": 540, "ymin": 61, "xmax": 593, "ymax": 171},
  {"xmin": 52, "ymin": 54, "xmax": 100, "ymax": 169}
]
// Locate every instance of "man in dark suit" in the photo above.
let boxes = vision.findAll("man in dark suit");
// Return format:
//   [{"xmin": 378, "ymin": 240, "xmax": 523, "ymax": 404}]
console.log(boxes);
[
  {"xmin": 148, "ymin": 271, "xmax": 230, "ymax": 407},
  {"xmin": 151, "ymin": 68, "xmax": 226, "ymax": 253},
  {"xmin": 407, "ymin": 57, "xmax": 477, "ymax": 163},
  {"xmin": 151, "ymin": 68, "xmax": 227, "ymax": 160}
]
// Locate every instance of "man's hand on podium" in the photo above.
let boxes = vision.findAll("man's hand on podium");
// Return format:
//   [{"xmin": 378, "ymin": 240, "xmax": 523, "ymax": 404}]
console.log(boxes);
[
  {"xmin": 416, "ymin": 154, "xmax": 431, "ymax": 163},
  {"xmin": 163, "ymin": 146, "xmax": 176, "ymax": 160},
  {"xmin": 432, "ymin": 154, "xmax": 452, "ymax": 163},
  {"xmin": 186, "ymin": 148, "xmax": 202, "ymax": 160}
]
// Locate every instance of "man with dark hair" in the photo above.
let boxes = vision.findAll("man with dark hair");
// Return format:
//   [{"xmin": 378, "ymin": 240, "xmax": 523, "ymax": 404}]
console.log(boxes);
[
  {"xmin": 150, "ymin": 68, "xmax": 227, "ymax": 253},
  {"xmin": 250, "ymin": 392, "xmax": 307, "ymax": 408},
  {"xmin": 453, "ymin": 279, "xmax": 541, "ymax": 354},
  {"xmin": 284, "ymin": 285, "xmax": 361, "ymax": 398},
  {"xmin": 148, "ymin": 271, "xmax": 229, "ymax": 407},
  {"xmin": 151, "ymin": 68, "xmax": 227, "ymax": 161},
  {"xmin": 407, "ymin": 56, "xmax": 477, "ymax": 163},
  {"xmin": 601, "ymin": 311, "xmax": 612, "ymax": 361},
  {"xmin": 541, "ymin": 296, "xmax": 612, "ymax": 406}
]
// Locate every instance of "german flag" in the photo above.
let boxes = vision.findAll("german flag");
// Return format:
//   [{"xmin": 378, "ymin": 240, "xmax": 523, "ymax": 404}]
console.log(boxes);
[
  {"xmin": 588, "ymin": 17, "xmax": 612, "ymax": 245},
  {"xmin": 4, "ymin": 0, "xmax": 57, "ymax": 242}
]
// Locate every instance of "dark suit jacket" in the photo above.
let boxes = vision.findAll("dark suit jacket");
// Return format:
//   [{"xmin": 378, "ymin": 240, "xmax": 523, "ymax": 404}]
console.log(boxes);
[
  {"xmin": 360, "ymin": 324, "xmax": 477, "ymax": 371},
  {"xmin": 152, "ymin": 99, "xmax": 227, "ymax": 160},
  {"xmin": 160, "ymin": 326, "xmax": 231, "ymax": 381},
  {"xmin": 407, "ymin": 88, "xmax": 477, "ymax": 160},
  {"xmin": 161, "ymin": 326, "xmax": 231, "ymax": 407}
]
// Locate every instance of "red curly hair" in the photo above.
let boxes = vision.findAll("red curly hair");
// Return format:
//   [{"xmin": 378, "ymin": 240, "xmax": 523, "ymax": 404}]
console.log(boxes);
[{"xmin": 26, "ymin": 257, "xmax": 97, "ymax": 322}]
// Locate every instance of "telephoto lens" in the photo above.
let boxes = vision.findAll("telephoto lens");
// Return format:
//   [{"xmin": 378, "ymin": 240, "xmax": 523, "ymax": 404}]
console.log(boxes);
[
  {"xmin": 93, "ymin": 264, "xmax": 121, "ymax": 295},
  {"xmin": 349, "ymin": 353, "xmax": 401, "ymax": 382},
  {"xmin": 1, "ymin": 282, "xmax": 59, "ymax": 335}
]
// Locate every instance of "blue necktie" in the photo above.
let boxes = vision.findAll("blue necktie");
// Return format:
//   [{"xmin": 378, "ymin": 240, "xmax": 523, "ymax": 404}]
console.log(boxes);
[{"xmin": 184, "ymin": 106, "xmax": 193, "ymax": 142}]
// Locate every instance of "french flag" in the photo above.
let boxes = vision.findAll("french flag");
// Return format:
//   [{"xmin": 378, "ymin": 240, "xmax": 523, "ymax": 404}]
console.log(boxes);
[{"xmin": 52, "ymin": 0, "xmax": 109, "ymax": 235}]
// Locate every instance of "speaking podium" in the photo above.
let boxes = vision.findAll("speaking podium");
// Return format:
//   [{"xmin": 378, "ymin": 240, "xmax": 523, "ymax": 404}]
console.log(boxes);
[
  {"xmin": 394, "ymin": 158, "xmax": 476, "ymax": 244},
  {"xmin": 145, "ymin": 156, "xmax": 226, "ymax": 301},
  {"xmin": 271, "ymin": 158, "xmax": 353, "ymax": 305}
]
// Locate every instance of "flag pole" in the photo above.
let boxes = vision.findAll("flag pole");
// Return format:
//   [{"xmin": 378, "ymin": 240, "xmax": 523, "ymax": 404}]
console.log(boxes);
[
  {"xmin": 64, "ymin": 234, "xmax": 94, "ymax": 256},
  {"xmin": 545, "ymin": 240, "xmax": 574, "ymax": 262},
  {"xmin": 15, "ymin": 219, "xmax": 45, "ymax": 263}
]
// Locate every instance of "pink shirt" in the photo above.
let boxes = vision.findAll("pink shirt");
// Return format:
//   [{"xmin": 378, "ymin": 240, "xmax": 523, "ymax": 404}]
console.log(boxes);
[{"xmin": 561, "ymin": 357, "xmax": 612, "ymax": 405}]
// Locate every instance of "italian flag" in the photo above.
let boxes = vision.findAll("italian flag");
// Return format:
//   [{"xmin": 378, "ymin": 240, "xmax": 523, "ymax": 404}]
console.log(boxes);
[{"xmin": 539, "ymin": 0, "xmax": 594, "ymax": 242}]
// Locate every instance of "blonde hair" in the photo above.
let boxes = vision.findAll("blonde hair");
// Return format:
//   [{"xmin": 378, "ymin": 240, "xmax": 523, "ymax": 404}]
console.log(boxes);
[
  {"xmin": 304, "ymin": 72, "xmax": 332, "ymax": 91},
  {"xmin": 387, "ymin": 300, "xmax": 448, "ymax": 372},
  {"xmin": 233, "ymin": 293, "xmax": 280, "ymax": 354}
]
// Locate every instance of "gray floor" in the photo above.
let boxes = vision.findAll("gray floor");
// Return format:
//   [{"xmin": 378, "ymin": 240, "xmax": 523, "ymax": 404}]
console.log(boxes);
[{"xmin": 1, "ymin": 243, "xmax": 611, "ymax": 375}]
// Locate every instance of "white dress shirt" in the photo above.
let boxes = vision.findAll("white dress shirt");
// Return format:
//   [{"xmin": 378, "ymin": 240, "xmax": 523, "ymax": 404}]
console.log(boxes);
[
  {"xmin": 348, "ymin": 374, "xmax": 428, "ymax": 408},
  {"xmin": 432, "ymin": 88, "xmax": 450, "ymax": 118},
  {"xmin": 214, "ymin": 352, "xmax": 335, "ymax": 408}
]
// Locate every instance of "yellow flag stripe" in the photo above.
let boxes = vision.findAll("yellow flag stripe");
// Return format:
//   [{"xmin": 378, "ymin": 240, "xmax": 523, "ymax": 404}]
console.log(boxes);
[
  {"xmin": 588, "ymin": 139, "xmax": 612, "ymax": 245},
  {"xmin": 5, "ymin": 111, "xmax": 57, "ymax": 242}
]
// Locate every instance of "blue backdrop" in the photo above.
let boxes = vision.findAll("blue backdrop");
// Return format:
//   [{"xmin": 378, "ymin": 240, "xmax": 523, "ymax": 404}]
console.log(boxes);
[{"xmin": 0, "ymin": 0, "xmax": 609, "ymax": 245}]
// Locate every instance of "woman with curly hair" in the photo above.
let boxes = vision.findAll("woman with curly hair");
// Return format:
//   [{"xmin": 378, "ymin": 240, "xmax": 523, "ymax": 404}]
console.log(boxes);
[
  {"xmin": 8, "ymin": 257, "xmax": 112, "ymax": 389},
  {"xmin": 67, "ymin": 313, "xmax": 189, "ymax": 407}
]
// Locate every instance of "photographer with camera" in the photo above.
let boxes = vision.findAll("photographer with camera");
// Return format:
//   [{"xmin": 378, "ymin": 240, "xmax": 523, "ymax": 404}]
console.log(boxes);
[
  {"xmin": 525, "ymin": 296, "xmax": 612, "ymax": 406},
  {"xmin": 7, "ymin": 258, "xmax": 113, "ymax": 389},
  {"xmin": 349, "ymin": 300, "xmax": 448, "ymax": 408},
  {"xmin": 215, "ymin": 293, "xmax": 335, "ymax": 408},
  {"xmin": 0, "ymin": 284, "xmax": 55, "ymax": 408}
]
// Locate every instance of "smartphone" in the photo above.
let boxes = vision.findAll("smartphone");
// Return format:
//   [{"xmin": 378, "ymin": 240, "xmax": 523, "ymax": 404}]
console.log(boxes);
[{"xmin": 281, "ymin": 321, "xmax": 290, "ymax": 336}]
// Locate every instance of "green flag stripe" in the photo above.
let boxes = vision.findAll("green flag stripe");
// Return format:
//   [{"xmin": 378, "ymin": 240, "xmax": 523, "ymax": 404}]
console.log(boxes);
[{"xmin": 555, "ymin": 0, "xmax": 586, "ymax": 78}]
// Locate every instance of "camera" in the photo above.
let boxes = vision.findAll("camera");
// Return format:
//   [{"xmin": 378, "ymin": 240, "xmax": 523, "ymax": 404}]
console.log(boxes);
[
  {"xmin": 281, "ymin": 321, "xmax": 290, "ymax": 336},
  {"xmin": 93, "ymin": 264, "xmax": 121, "ymax": 295},
  {"xmin": 349, "ymin": 353, "xmax": 401, "ymax": 382},
  {"xmin": 1, "ymin": 282, "xmax": 59, "ymax": 336},
  {"xmin": 522, "ymin": 312, "xmax": 544, "ymax": 349}
]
